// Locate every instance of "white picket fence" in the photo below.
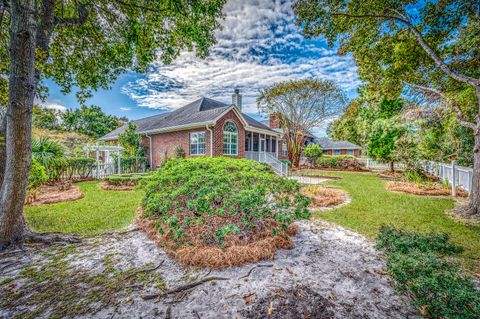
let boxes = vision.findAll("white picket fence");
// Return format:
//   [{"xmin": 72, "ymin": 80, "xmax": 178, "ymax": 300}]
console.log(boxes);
[
  {"xmin": 357, "ymin": 158, "xmax": 407, "ymax": 170},
  {"xmin": 420, "ymin": 160, "xmax": 473, "ymax": 194}
]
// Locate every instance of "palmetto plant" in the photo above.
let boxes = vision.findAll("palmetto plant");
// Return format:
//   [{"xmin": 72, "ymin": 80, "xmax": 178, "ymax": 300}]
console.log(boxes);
[{"xmin": 32, "ymin": 138, "xmax": 66, "ymax": 181}]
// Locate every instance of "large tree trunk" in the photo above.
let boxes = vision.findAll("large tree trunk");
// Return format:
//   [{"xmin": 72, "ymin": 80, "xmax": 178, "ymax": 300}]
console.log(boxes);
[
  {"xmin": 457, "ymin": 130, "xmax": 480, "ymax": 218},
  {"xmin": 0, "ymin": 0, "xmax": 37, "ymax": 248}
]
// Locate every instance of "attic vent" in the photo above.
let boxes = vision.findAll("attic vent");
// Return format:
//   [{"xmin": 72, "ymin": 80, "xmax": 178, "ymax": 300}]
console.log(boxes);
[{"xmin": 232, "ymin": 89, "xmax": 242, "ymax": 111}]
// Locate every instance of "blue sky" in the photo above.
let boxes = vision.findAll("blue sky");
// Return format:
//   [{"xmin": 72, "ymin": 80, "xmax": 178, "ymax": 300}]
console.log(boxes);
[{"xmin": 42, "ymin": 0, "xmax": 361, "ymax": 136}]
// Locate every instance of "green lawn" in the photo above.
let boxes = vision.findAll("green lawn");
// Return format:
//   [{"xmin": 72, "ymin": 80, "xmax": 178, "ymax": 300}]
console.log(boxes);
[
  {"xmin": 297, "ymin": 170, "xmax": 480, "ymax": 273},
  {"xmin": 25, "ymin": 181, "xmax": 143, "ymax": 236}
]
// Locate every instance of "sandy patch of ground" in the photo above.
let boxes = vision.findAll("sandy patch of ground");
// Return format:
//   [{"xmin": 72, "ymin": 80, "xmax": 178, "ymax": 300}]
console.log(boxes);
[
  {"xmin": 0, "ymin": 221, "xmax": 417, "ymax": 319},
  {"xmin": 386, "ymin": 181, "xmax": 467, "ymax": 197},
  {"xmin": 26, "ymin": 184, "xmax": 84, "ymax": 206}
]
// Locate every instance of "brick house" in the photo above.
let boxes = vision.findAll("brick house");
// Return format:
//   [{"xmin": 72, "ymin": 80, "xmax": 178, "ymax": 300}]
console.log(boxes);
[
  {"xmin": 316, "ymin": 137, "xmax": 362, "ymax": 157},
  {"xmin": 99, "ymin": 90, "xmax": 284, "ymax": 169}
]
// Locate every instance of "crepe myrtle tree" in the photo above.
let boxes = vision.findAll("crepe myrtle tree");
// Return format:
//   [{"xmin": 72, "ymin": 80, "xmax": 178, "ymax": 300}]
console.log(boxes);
[
  {"xmin": 257, "ymin": 79, "xmax": 346, "ymax": 167},
  {"xmin": 293, "ymin": 0, "xmax": 480, "ymax": 218},
  {"xmin": 0, "ymin": 0, "xmax": 226, "ymax": 248}
]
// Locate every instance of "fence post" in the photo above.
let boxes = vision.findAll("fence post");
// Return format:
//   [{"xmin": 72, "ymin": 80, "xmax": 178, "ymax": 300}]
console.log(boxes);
[
  {"xmin": 117, "ymin": 145, "xmax": 122, "ymax": 175},
  {"xmin": 468, "ymin": 169, "xmax": 473, "ymax": 193},
  {"xmin": 451, "ymin": 160, "xmax": 457, "ymax": 197}
]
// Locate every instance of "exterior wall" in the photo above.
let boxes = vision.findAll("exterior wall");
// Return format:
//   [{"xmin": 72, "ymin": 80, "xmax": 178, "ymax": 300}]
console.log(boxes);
[
  {"xmin": 321, "ymin": 148, "xmax": 361, "ymax": 157},
  {"xmin": 212, "ymin": 110, "xmax": 245, "ymax": 158},
  {"xmin": 142, "ymin": 128, "xmax": 211, "ymax": 168}
]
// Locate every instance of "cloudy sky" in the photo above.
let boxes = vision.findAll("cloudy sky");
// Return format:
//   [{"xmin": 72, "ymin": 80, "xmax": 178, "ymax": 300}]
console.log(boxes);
[{"xmin": 44, "ymin": 0, "xmax": 361, "ymax": 136}]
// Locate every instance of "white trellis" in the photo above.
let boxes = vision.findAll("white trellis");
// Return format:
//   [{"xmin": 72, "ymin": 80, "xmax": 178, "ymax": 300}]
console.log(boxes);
[{"xmin": 84, "ymin": 144, "xmax": 122, "ymax": 179}]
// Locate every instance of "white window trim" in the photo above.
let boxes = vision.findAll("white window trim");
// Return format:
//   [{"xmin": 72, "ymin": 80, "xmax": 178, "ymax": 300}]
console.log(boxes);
[
  {"xmin": 223, "ymin": 121, "xmax": 238, "ymax": 156},
  {"xmin": 190, "ymin": 131, "xmax": 206, "ymax": 156}
]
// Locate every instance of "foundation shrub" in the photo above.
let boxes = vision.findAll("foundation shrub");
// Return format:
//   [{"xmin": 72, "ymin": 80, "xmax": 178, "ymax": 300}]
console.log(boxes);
[
  {"xmin": 139, "ymin": 157, "xmax": 310, "ymax": 266},
  {"xmin": 376, "ymin": 226, "xmax": 480, "ymax": 318}
]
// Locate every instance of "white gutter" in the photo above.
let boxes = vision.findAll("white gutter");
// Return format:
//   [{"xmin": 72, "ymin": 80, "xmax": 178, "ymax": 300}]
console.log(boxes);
[
  {"xmin": 206, "ymin": 124, "xmax": 213, "ymax": 157},
  {"xmin": 145, "ymin": 133, "xmax": 153, "ymax": 169}
]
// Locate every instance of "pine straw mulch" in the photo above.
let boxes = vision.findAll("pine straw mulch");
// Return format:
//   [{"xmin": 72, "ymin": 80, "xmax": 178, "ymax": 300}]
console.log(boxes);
[
  {"xmin": 135, "ymin": 208, "xmax": 299, "ymax": 269},
  {"xmin": 25, "ymin": 184, "xmax": 84, "ymax": 206},
  {"xmin": 386, "ymin": 181, "xmax": 468, "ymax": 197},
  {"xmin": 99, "ymin": 181, "xmax": 135, "ymax": 191},
  {"xmin": 301, "ymin": 185, "xmax": 347, "ymax": 208}
]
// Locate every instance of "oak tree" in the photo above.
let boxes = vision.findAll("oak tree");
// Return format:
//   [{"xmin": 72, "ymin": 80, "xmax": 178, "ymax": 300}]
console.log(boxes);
[{"xmin": 0, "ymin": 0, "xmax": 225, "ymax": 248}]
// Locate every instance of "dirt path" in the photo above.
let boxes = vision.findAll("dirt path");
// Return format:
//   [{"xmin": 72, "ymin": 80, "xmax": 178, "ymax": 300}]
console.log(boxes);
[{"xmin": 1, "ymin": 221, "xmax": 417, "ymax": 319}]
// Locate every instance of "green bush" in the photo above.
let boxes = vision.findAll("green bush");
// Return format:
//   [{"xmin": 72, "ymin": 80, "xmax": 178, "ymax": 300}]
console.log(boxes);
[
  {"xmin": 303, "ymin": 144, "xmax": 322, "ymax": 165},
  {"xmin": 63, "ymin": 157, "xmax": 95, "ymax": 179},
  {"xmin": 376, "ymin": 226, "xmax": 480, "ymax": 318},
  {"xmin": 280, "ymin": 159, "xmax": 291, "ymax": 166},
  {"xmin": 140, "ymin": 157, "xmax": 310, "ymax": 248},
  {"xmin": 316, "ymin": 155, "xmax": 361, "ymax": 169},
  {"xmin": 32, "ymin": 137, "xmax": 67, "ymax": 181},
  {"xmin": 104, "ymin": 173, "xmax": 147, "ymax": 186},
  {"xmin": 28, "ymin": 157, "xmax": 47, "ymax": 191},
  {"xmin": 119, "ymin": 157, "xmax": 147, "ymax": 174},
  {"xmin": 174, "ymin": 145, "xmax": 186, "ymax": 159}
]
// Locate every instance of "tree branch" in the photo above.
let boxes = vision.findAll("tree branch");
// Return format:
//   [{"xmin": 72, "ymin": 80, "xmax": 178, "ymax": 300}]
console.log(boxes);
[
  {"xmin": 54, "ymin": 3, "xmax": 88, "ymax": 27},
  {"xmin": 332, "ymin": 10, "xmax": 480, "ymax": 88},
  {"xmin": 406, "ymin": 82, "xmax": 477, "ymax": 131}
]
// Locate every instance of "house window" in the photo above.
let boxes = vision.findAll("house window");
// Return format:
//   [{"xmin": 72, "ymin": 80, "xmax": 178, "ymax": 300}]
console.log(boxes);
[
  {"xmin": 223, "ymin": 121, "xmax": 238, "ymax": 155},
  {"xmin": 282, "ymin": 140, "xmax": 288, "ymax": 157},
  {"xmin": 323, "ymin": 150, "xmax": 328, "ymax": 155},
  {"xmin": 333, "ymin": 149, "xmax": 341, "ymax": 155},
  {"xmin": 190, "ymin": 132, "xmax": 206, "ymax": 155},
  {"xmin": 347, "ymin": 149, "xmax": 354, "ymax": 155}
]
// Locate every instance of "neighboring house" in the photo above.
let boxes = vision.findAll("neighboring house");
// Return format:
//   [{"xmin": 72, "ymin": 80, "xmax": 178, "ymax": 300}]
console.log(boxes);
[
  {"xmin": 316, "ymin": 137, "xmax": 362, "ymax": 157},
  {"xmin": 100, "ymin": 90, "xmax": 284, "ymax": 169},
  {"xmin": 261, "ymin": 113, "xmax": 316, "ymax": 160}
]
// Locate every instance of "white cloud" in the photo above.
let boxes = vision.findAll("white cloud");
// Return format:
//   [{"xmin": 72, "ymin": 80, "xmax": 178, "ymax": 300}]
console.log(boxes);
[
  {"xmin": 122, "ymin": 0, "xmax": 360, "ymax": 120},
  {"xmin": 42, "ymin": 102, "xmax": 67, "ymax": 112},
  {"xmin": 120, "ymin": 107, "xmax": 131, "ymax": 111}
]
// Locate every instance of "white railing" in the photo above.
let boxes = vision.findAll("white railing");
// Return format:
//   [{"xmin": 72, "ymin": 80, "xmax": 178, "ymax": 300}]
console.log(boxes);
[
  {"xmin": 420, "ymin": 160, "xmax": 473, "ymax": 194},
  {"xmin": 245, "ymin": 151, "xmax": 289, "ymax": 177},
  {"xmin": 92, "ymin": 163, "xmax": 116, "ymax": 179}
]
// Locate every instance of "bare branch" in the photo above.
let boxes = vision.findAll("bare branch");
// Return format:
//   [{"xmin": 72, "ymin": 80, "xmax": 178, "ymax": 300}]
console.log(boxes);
[{"xmin": 406, "ymin": 82, "xmax": 477, "ymax": 131}]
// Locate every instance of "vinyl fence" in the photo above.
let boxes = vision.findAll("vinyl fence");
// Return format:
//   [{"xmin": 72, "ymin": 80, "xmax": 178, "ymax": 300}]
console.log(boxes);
[
  {"xmin": 420, "ymin": 160, "xmax": 473, "ymax": 194},
  {"xmin": 357, "ymin": 158, "xmax": 407, "ymax": 171}
]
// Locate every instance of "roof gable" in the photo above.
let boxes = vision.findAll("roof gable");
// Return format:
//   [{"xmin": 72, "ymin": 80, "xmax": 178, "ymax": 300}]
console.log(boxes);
[
  {"xmin": 99, "ymin": 97, "xmax": 276, "ymax": 141},
  {"xmin": 317, "ymin": 137, "xmax": 362, "ymax": 149}
]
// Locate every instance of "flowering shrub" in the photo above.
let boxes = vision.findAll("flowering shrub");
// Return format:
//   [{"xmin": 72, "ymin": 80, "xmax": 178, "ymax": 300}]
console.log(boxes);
[
  {"xmin": 316, "ymin": 155, "xmax": 362, "ymax": 169},
  {"xmin": 139, "ymin": 157, "xmax": 310, "ymax": 267}
]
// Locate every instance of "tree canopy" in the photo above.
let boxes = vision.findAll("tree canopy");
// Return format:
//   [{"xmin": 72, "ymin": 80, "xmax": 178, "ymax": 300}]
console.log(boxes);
[{"xmin": 257, "ymin": 79, "xmax": 346, "ymax": 167}]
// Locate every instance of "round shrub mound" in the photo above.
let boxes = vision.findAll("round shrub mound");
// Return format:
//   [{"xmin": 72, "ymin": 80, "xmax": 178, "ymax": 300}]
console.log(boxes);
[{"xmin": 138, "ymin": 157, "xmax": 310, "ymax": 268}]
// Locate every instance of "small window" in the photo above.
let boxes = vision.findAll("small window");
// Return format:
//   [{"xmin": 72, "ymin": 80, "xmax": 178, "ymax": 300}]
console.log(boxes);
[
  {"xmin": 190, "ymin": 132, "xmax": 206, "ymax": 155},
  {"xmin": 333, "ymin": 149, "xmax": 341, "ymax": 155},
  {"xmin": 347, "ymin": 149, "xmax": 354, "ymax": 155},
  {"xmin": 223, "ymin": 121, "xmax": 238, "ymax": 155},
  {"xmin": 282, "ymin": 141, "xmax": 288, "ymax": 157}
]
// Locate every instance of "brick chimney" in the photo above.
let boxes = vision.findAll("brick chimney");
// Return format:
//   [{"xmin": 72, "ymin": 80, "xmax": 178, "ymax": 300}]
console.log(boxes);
[
  {"xmin": 232, "ymin": 89, "xmax": 242, "ymax": 111},
  {"xmin": 269, "ymin": 112, "xmax": 281, "ymax": 129}
]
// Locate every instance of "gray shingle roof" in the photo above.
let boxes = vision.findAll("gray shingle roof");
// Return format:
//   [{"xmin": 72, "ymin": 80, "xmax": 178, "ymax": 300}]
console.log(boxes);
[
  {"xmin": 100, "ymin": 97, "xmax": 275, "ymax": 141},
  {"xmin": 316, "ymin": 137, "xmax": 361, "ymax": 149}
]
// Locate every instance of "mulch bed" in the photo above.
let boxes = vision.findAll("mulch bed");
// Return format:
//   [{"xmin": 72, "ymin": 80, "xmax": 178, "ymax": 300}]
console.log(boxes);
[
  {"xmin": 135, "ymin": 207, "xmax": 299, "ymax": 269},
  {"xmin": 301, "ymin": 185, "xmax": 347, "ymax": 208},
  {"xmin": 386, "ymin": 181, "xmax": 468, "ymax": 197},
  {"xmin": 292, "ymin": 166, "xmax": 369, "ymax": 172},
  {"xmin": 26, "ymin": 184, "xmax": 84, "ymax": 206},
  {"xmin": 99, "ymin": 181, "xmax": 135, "ymax": 191}
]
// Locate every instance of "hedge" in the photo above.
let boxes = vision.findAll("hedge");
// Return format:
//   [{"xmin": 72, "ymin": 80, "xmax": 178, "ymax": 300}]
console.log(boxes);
[
  {"xmin": 103, "ymin": 173, "xmax": 147, "ymax": 186},
  {"xmin": 316, "ymin": 155, "xmax": 362, "ymax": 169}
]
